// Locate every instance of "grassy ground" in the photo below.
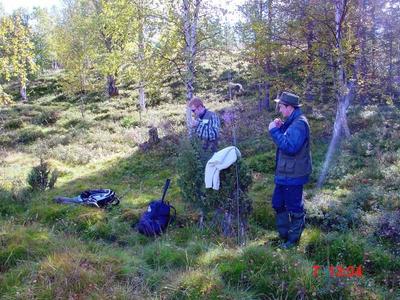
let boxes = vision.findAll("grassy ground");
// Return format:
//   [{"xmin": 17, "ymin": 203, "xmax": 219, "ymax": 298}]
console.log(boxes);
[{"xmin": 0, "ymin": 72, "xmax": 399, "ymax": 299}]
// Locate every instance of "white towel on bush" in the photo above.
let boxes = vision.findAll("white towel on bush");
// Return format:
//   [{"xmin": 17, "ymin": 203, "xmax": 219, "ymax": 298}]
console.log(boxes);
[{"xmin": 205, "ymin": 146, "xmax": 241, "ymax": 190}]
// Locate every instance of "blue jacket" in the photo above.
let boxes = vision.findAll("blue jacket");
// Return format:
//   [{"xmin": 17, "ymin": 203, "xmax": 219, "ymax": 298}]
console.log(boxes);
[{"xmin": 269, "ymin": 108, "xmax": 310, "ymax": 185}]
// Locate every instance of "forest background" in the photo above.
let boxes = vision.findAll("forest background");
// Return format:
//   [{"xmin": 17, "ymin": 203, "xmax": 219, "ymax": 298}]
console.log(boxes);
[{"xmin": 0, "ymin": 0, "xmax": 399, "ymax": 299}]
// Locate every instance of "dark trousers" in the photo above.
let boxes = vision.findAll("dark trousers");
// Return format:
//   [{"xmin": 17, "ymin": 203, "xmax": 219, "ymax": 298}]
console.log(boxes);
[
  {"xmin": 202, "ymin": 139, "xmax": 218, "ymax": 153},
  {"xmin": 200, "ymin": 140, "xmax": 218, "ymax": 166},
  {"xmin": 272, "ymin": 184, "xmax": 304, "ymax": 214}
]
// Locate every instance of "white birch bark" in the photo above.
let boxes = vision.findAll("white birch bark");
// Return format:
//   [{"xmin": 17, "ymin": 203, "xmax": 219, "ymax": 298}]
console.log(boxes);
[
  {"xmin": 137, "ymin": 0, "xmax": 146, "ymax": 111},
  {"xmin": 318, "ymin": 0, "xmax": 355, "ymax": 188},
  {"xmin": 182, "ymin": 0, "xmax": 201, "ymax": 135}
]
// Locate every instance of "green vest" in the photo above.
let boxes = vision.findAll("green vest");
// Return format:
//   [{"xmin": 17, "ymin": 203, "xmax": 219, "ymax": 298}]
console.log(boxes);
[{"xmin": 275, "ymin": 115, "xmax": 312, "ymax": 178}]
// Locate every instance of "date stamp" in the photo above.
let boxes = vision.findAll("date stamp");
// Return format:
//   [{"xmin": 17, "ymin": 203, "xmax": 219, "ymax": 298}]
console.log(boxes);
[{"xmin": 312, "ymin": 265, "xmax": 363, "ymax": 278}]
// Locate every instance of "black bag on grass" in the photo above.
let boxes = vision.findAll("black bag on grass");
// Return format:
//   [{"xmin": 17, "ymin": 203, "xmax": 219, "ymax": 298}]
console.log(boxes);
[
  {"xmin": 80, "ymin": 189, "xmax": 120, "ymax": 208},
  {"xmin": 137, "ymin": 179, "xmax": 176, "ymax": 236}
]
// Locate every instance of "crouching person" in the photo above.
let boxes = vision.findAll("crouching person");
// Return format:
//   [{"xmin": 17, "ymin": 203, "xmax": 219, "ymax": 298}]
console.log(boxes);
[{"xmin": 268, "ymin": 92, "xmax": 312, "ymax": 249}]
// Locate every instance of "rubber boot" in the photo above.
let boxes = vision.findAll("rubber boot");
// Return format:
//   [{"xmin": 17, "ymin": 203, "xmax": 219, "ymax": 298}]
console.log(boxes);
[
  {"xmin": 275, "ymin": 211, "xmax": 290, "ymax": 241},
  {"xmin": 281, "ymin": 212, "xmax": 305, "ymax": 249}
]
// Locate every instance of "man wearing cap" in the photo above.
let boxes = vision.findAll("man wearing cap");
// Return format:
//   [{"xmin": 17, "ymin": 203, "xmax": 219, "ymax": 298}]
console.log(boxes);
[{"xmin": 268, "ymin": 92, "xmax": 312, "ymax": 249}]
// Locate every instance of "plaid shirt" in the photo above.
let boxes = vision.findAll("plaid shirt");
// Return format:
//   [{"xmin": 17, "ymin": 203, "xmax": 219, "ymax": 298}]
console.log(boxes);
[{"xmin": 194, "ymin": 109, "xmax": 220, "ymax": 142}]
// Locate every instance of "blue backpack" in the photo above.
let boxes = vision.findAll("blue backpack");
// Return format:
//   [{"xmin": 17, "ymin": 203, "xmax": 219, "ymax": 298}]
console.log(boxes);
[{"xmin": 137, "ymin": 179, "xmax": 176, "ymax": 236}]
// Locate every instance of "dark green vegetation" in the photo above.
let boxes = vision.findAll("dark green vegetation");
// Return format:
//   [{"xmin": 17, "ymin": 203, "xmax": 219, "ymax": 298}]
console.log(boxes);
[{"xmin": 0, "ymin": 74, "xmax": 399, "ymax": 299}]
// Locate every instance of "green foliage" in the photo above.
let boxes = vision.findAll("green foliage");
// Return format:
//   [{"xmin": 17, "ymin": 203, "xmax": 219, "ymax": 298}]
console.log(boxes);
[
  {"xmin": 121, "ymin": 116, "xmax": 140, "ymax": 128},
  {"xmin": 217, "ymin": 245, "xmax": 318, "ymax": 298},
  {"xmin": 62, "ymin": 118, "xmax": 90, "ymax": 130},
  {"xmin": 32, "ymin": 109, "xmax": 59, "ymax": 126},
  {"xmin": 27, "ymin": 158, "xmax": 58, "ymax": 191},
  {"xmin": 143, "ymin": 242, "xmax": 187, "ymax": 270},
  {"xmin": 0, "ymin": 225, "xmax": 54, "ymax": 271},
  {"xmin": 4, "ymin": 119, "xmax": 23, "ymax": 130},
  {"xmin": 0, "ymin": 84, "xmax": 13, "ymax": 104},
  {"xmin": 245, "ymin": 151, "xmax": 275, "ymax": 174},
  {"xmin": 0, "ymin": 188, "xmax": 26, "ymax": 216},
  {"xmin": 250, "ymin": 199, "xmax": 275, "ymax": 230},
  {"xmin": 177, "ymin": 138, "xmax": 253, "ymax": 238},
  {"xmin": 0, "ymin": 13, "xmax": 38, "ymax": 98},
  {"xmin": 306, "ymin": 183, "xmax": 386, "ymax": 232},
  {"xmin": 17, "ymin": 127, "xmax": 45, "ymax": 144},
  {"xmin": 374, "ymin": 210, "xmax": 400, "ymax": 245},
  {"xmin": 167, "ymin": 271, "xmax": 224, "ymax": 299},
  {"xmin": 176, "ymin": 139, "xmax": 205, "ymax": 210},
  {"xmin": 306, "ymin": 232, "xmax": 365, "ymax": 266}
]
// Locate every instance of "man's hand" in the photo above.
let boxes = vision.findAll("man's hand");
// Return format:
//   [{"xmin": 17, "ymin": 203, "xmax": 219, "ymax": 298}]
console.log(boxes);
[
  {"xmin": 268, "ymin": 121, "xmax": 276, "ymax": 130},
  {"xmin": 274, "ymin": 118, "xmax": 283, "ymax": 128},
  {"xmin": 191, "ymin": 120, "xmax": 199, "ymax": 127}
]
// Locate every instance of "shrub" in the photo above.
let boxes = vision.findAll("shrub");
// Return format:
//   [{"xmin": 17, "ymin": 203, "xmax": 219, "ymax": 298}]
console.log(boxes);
[
  {"xmin": 0, "ymin": 225, "xmax": 54, "ymax": 271},
  {"xmin": 17, "ymin": 128, "xmax": 45, "ymax": 144},
  {"xmin": 176, "ymin": 139, "xmax": 204, "ymax": 210},
  {"xmin": 32, "ymin": 109, "xmax": 59, "ymax": 126},
  {"xmin": 121, "ymin": 116, "xmax": 140, "ymax": 128},
  {"xmin": 375, "ymin": 210, "xmax": 400, "ymax": 245},
  {"xmin": 306, "ymin": 232, "xmax": 364, "ymax": 266},
  {"xmin": 176, "ymin": 138, "xmax": 253, "ymax": 239},
  {"xmin": 0, "ymin": 85, "xmax": 12, "ymax": 104},
  {"xmin": 0, "ymin": 133, "xmax": 15, "ymax": 147},
  {"xmin": 27, "ymin": 159, "xmax": 59, "ymax": 191},
  {"xmin": 34, "ymin": 250, "xmax": 114, "ymax": 299},
  {"xmin": 166, "ymin": 270, "xmax": 224, "ymax": 299},
  {"xmin": 250, "ymin": 199, "xmax": 275, "ymax": 230},
  {"xmin": 50, "ymin": 144, "xmax": 92, "ymax": 165},
  {"xmin": 142, "ymin": 243, "xmax": 187, "ymax": 270},
  {"xmin": 63, "ymin": 118, "xmax": 90, "ymax": 130},
  {"xmin": 306, "ymin": 185, "xmax": 382, "ymax": 232},
  {"xmin": 306, "ymin": 192, "xmax": 352, "ymax": 232},
  {"xmin": 4, "ymin": 119, "xmax": 23, "ymax": 130},
  {"xmin": 245, "ymin": 151, "xmax": 275, "ymax": 174}
]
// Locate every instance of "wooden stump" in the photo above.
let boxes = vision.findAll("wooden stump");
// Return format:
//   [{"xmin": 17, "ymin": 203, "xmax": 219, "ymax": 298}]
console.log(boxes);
[{"xmin": 148, "ymin": 127, "xmax": 160, "ymax": 145}]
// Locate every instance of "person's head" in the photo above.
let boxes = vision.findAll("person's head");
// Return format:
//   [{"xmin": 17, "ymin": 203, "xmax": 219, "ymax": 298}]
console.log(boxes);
[
  {"xmin": 189, "ymin": 96, "xmax": 206, "ymax": 117},
  {"xmin": 274, "ymin": 92, "xmax": 301, "ymax": 118}
]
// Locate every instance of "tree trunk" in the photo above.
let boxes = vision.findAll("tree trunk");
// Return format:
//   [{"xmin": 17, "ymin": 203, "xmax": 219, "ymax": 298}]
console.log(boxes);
[
  {"xmin": 138, "ymin": 1, "xmax": 146, "ymax": 111},
  {"xmin": 386, "ymin": 33, "xmax": 394, "ymax": 100},
  {"xmin": 305, "ymin": 17, "xmax": 315, "ymax": 102},
  {"xmin": 107, "ymin": 74, "xmax": 119, "ymax": 97},
  {"xmin": 257, "ymin": 83, "xmax": 263, "ymax": 111},
  {"xmin": 334, "ymin": 0, "xmax": 351, "ymax": 138},
  {"xmin": 183, "ymin": 0, "xmax": 201, "ymax": 134},
  {"xmin": 318, "ymin": 0, "xmax": 354, "ymax": 188},
  {"xmin": 228, "ymin": 71, "xmax": 232, "ymax": 100},
  {"xmin": 52, "ymin": 60, "xmax": 60, "ymax": 70},
  {"xmin": 20, "ymin": 78, "xmax": 27, "ymax": 101},
  {"xmin": 318, "ymin": 81, "xmax": 355, "ymax": 188},
  {"xmin": 357, "ymin": 0, "xmax": 368, "ymax": 105},
  {"xmin": 263, "ymin": 81, "xmax": 270, "ymax": 110},
  {"xmin": 262, "ymin": 0, "xmax": 272, "ymax": 111}
]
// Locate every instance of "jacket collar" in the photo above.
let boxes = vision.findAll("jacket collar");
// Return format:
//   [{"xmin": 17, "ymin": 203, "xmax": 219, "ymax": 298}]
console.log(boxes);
[
  {"xmin": 282, "ymin": 108, "xmax": 303, "ymax": 131},
  {"xmin": 199, "ymin": 108, "xmax": 207, "ymax": 119}
]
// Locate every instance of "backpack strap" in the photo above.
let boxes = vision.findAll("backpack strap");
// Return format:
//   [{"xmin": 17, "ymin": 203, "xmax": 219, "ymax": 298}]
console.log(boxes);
[
  {"xmin": 161, "ymin": 179, "xmax": 171, "ymax": 203},
  {"xmin": 168, "ymin": 203, "xmax": 177, "ymax": 224}
]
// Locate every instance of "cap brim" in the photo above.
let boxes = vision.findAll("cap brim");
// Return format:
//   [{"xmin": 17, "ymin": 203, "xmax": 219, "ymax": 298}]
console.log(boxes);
[{"xmin": 274, "ymin": 99, "xmax": 302, "ymax": 107}]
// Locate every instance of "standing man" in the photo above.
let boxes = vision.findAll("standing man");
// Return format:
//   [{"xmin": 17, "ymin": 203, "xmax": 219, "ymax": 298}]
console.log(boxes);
[
  {"xmin": 189, "ymin": 97, "xmax": 220, "ymax": 158},
  {"xmin": 268, "ymin": 92, "xmax": 312, "ymax": 249}
]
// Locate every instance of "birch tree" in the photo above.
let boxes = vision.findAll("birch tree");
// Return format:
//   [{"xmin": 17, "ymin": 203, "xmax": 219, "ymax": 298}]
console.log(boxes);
[
  {"xmin": 317, "ymin": 0, "xmax": 357, "ymax": 187},
  {"xmin": 0, "ymin": 13, "xmax": 37, "ymax": 100},
  {"xmin": 92, "ymin": 0, "xmax": 132, "ymax": 97},
  {"xmin": 182, "ymin": 0, "xmax": 202, "ymax": 132}
]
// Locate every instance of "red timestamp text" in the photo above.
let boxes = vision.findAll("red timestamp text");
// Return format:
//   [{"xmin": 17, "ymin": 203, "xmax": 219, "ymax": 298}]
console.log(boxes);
[{"xmin": 312, "ymin": 265, "xmax": 363, "ymax": 278}]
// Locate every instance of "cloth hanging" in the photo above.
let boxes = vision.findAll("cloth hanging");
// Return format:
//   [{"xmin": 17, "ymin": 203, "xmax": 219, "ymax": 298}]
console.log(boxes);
[{"xmin": 205, "ymin": 146, "xmax": 241, "ymax": 190}]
